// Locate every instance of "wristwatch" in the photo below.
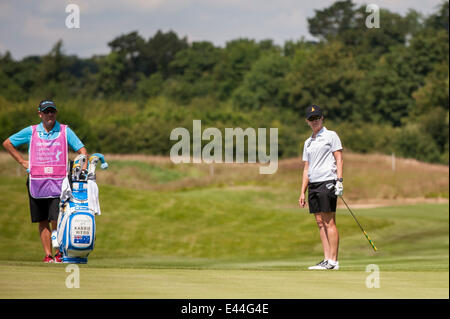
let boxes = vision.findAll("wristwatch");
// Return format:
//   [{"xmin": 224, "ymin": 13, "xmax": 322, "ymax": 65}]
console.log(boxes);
[{"xmin": 337, "ymin": 178, "xmax": 343, "ymax": 182}]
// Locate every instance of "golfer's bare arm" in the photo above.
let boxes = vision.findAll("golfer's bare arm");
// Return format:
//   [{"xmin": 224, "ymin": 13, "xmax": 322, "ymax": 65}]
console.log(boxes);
[
  {"xmin": 333, "ymin": 150, "xmax": 343, "ymax": 180},
  {"xmin": 299, "ymin": 161, "xmax": 309, "ymax": 207},
  {"xmin": 301, "ymin": 161, "xmax": 309, "ymax": 195},
  {"xmin": 2, "ymin": 138, "xmax": 28, "ymax": 170}
]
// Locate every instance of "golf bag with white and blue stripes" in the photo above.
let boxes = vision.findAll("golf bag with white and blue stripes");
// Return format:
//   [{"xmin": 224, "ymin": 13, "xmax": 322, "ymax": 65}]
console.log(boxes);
[{"xmin": 56, "ymin": 153, "xmax": 108, "ymax": 264}]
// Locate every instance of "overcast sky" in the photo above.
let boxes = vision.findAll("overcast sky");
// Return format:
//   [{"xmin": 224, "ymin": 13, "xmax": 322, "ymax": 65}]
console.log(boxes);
[{"xmin": 0, "ymin": 0, "xmax": 444, "ymax": 60}]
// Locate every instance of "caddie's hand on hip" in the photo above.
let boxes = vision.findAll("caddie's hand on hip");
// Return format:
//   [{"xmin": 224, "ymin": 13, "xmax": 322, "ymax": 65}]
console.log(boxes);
[
  {"xmin": 335, "ymin": 181, "xmax": 343, "ymax": 196},
  {"xmin": 21, "ymin": 160, "xmax": 29, "ymax": 170}
]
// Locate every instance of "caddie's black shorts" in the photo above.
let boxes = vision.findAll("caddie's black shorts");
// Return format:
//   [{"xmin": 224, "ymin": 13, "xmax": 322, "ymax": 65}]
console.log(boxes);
[
  {"xmin": 26, "ymin": 178, "xmax": 60, "ymax": 223},
  {"xmin": 308, "ymin": 180, "xmax": 337, "ymax": 214}
]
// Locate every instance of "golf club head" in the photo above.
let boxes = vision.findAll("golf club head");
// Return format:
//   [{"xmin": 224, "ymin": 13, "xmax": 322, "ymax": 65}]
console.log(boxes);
[
  {"xmin": 72, "ymin": 163, "xmax": 81, "ymax": 181},
  {"xmin": 73, "ymin": 154, "xmax": 87, "ymax": 167},
  {"xmin": 72, "ymin": 154, "xmax": 87, "ymax": 181},
  {"xmin": 87, "ymin": 156, "xmax": 99, "ymax": 179}
]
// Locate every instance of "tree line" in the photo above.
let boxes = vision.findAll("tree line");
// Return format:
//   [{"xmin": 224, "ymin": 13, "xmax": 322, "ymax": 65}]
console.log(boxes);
[{"xmin": 0, "ymin": 0, "xmax": 448, "ymax": 164}]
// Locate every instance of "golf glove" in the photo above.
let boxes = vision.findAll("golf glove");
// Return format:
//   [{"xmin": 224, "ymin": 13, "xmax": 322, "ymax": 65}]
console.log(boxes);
[{"xmin": 335, "ymin": 181, "xmax": 343, "ymax": 197}]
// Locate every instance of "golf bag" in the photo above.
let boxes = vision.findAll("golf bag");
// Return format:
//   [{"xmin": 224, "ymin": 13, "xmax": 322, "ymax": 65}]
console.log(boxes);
[{"xmin": 56, "ymin": 153, "xmax": 108, "ymax": 264}]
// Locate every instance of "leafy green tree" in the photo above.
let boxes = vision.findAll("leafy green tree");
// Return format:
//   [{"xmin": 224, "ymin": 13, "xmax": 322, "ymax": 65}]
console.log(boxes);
[
  {"xmin": 94, "ymin": 52, "xmax": 127, "ymax": 98},
  {"xmin": 353, "ymin": 8, "xmax": 413, "ymax": 56},
  {"xmin": 137, "ymin": 72, "xmax": 164, "ymax": 99},
  {"xmin": 169, "ymin": 41, "xmax": 219, "ymax": 82},
  {"xmin": 165, "ymin": 41, "xmax": 221, "ymax": 103},
  {"xmin": 410, "ymin": 61, "xmax": 449, "ymax": 160},
  {"xmin": 213, "ymin": 39, "xmax": 261, "ymax": 100},
  {"xmin": 412, "ymin": 61, "xmax": 449, "ymax": 116},
  {"xmin": 283, "ymin": 38, "xmax": 317, "ymax": 57},
  {"xmin": 308, "ymin": 0, "xmax": 417, "ymax": 56},
  {"xmin": 355, "ymin": 24, "xmax": 449, "ymax": 127},
  {"xmin": 100, "ymin": 30, "xmax": 189, "ymax": 97},
  {"xmin": 404, "ymin": 29, "xmax": 449, "ymax": 80},
  {"xmin": 103, "ymin": 32, "xmax": 146, "ymax": 96},
  {"xmin": 0, "ymin": 1, "xmax": 448, "ymax": 164},
  {"xmin": 0, "ymin": 52, "xmax": 27, "ymax": 101},
  {"xmin": 285, "ymin": 41, "xmax": 363, "ymax": 120},
  {"xmin": 392, "ymin": 123, "xmax": 441, "ymax": 163},
  {"xmin": 232, "ymin": 53, "xmax": 290, "ymax": 109},
  {"xmin": 31, "ymin": 40, "xmax": 78, "ymax": 98},
  {"xmin": 425, "ymin": 0, "xmax": 449, "ymax": 32},
  {"xmin": 141, "ymin": 30, "xmax": 189, "ymax": 78},
  {"xmin": 108, "ymin": 31, "xmax": 146, "ymax": 68},
  {"xmin": 308, "ymin": 0, "xmax": 356, "ymax": 41},
  {"xmin": 353, "ymin": 54, "xmax": 415, "ymax": 126}
]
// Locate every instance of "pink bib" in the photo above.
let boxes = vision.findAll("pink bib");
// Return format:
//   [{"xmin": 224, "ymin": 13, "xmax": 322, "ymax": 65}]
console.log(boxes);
[{"xmin": 29, "ymin": 124, "xmax": 68, "ymax": 198}]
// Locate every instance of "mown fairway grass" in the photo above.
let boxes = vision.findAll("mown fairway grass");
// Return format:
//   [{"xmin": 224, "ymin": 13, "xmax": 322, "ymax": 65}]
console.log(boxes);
[
  {"xmin": 0, "ymin": 153, "xmax": 448, "ymax": 298},
  {"xmin": 1, "ymin": 265, "xmax": 447, "ymax": 298}
]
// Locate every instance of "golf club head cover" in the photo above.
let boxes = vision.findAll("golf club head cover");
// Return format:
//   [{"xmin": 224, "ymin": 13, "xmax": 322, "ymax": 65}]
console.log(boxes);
[
  {"xmin": 87, "ymin": 153, "xmax": 108, "ymax": 180},
  {"xmin": 91, "ymin": 153, "xmax": 108, "ymax": 170}
]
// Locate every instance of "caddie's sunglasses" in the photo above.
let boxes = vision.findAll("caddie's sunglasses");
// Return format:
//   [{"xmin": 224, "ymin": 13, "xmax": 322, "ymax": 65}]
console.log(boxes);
[{"xmin": 42, "ymin": 109, "xmax": 56, "ymax": 114}]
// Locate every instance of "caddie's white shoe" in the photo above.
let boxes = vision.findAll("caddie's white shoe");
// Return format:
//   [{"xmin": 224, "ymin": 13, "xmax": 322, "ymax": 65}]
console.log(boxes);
[{"xmin": 308, "ymin": 260, "xmax": 328, "ymax": 270}]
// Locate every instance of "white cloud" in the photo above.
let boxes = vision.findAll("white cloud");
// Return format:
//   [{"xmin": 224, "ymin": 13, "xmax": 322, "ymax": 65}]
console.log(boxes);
[
  {"xmin": 0, "ymin": 2, "xmax": 14, "ymax": 18},
  {"xmin": 22, "ymin": 13, "xmax": 59, "ymax": 39},
  {"xmin": 353, "ymin": 0, "xmax": 443, "ymax": 15},
  {"xmin": 69, "ymin": 0, "xmax": 192, "ymax": 14}
]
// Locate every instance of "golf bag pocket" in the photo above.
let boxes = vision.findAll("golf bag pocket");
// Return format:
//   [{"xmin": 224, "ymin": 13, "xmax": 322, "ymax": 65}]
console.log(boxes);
[{"xmin": 58, "ymin": 205, "xmax": 96, "ymax": 264}]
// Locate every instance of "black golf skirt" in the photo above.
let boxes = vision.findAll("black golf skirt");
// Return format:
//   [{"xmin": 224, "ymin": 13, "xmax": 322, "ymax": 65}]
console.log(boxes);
[{"xmin": 308, "ymin": 180, "xmax": 337, "ymax": 214}]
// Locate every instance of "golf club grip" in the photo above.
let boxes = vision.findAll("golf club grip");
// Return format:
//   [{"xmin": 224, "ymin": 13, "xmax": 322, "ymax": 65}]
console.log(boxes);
[{"xmin": 363, "ymin": 231, "xmax": 378, "ymax": 251}]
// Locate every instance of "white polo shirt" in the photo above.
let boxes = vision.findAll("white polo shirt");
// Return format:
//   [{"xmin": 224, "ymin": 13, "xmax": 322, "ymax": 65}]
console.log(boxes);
[{"xmin": 302, "ymin": 127, "xmax": 342, "ymax": 183}]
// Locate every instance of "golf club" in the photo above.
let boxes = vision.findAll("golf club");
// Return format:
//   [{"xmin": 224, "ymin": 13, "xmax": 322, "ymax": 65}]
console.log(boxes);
[{"xmin": 340, "ymin": 196, "xmax": 378, "ymax": 251}]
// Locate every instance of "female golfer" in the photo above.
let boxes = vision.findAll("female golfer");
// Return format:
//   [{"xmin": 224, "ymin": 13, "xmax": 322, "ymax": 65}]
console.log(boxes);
[{"xmin": 299, "ymin": 105, "xmax": 343, "ymax": 270}]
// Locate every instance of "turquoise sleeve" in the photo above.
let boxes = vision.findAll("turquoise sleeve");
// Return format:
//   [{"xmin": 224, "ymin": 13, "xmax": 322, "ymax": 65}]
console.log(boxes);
[
  {"xmin": 8, "ymin": 126, "xmax": 32, "ymax": 147},
  {"xmin": 66, "ymin": 127, "xmax": 85, "ymax": 151}
]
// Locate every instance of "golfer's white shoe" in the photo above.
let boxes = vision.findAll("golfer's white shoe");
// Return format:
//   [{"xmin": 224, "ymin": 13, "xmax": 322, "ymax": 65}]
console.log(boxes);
[
  {"xmin": 324, "ymin": 260, "xmax": 339, "ymax": 270},
  {"xmin": 308, "ymin": 260, "xmax": 328, "ymax": 270}
]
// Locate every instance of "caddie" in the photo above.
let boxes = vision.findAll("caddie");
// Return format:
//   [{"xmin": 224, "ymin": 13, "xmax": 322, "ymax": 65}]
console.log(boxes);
[{"xmin": 2, "ymin": 100, "xmax": 88, "ymax": 263}]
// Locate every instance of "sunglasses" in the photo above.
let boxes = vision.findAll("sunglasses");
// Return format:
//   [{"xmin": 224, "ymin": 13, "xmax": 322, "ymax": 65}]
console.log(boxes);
[
  {"xmin": 42, "ymin": 109, "xmax": 56, "ymax": 114},
  {"xmin": 308, "ymin": 116, "xmax": 321, "ymax": 122}
]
